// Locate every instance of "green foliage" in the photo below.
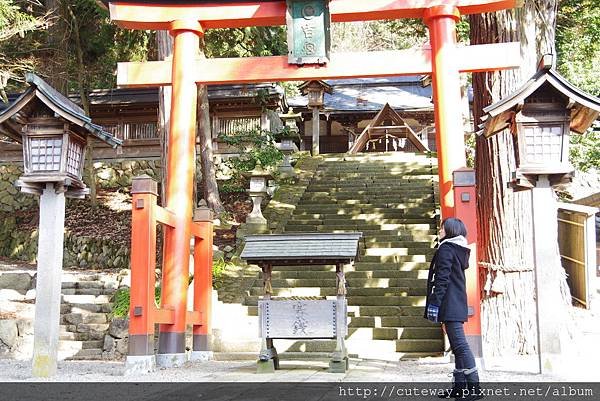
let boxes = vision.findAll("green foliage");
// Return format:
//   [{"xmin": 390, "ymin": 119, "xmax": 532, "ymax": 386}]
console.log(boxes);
[
  {"xmin": 569, "ymin": 130, "xmax": 600, "ymax": 172},
  {"xmin": 332, "ymin": 19, "xmax": 428, "ymax": 52},
  {"xmin": 219, "ymin": 179, "xmax": 246, "ymax": 194},
  {"xmin": 221, "ymin": 128, "xmax": 283, "ymax": 173},
  {"xmin": 0, "ymin": 0, "xmax": 46, "ymax": 101},
  {"xmin": 0, "ymin": 0, "xmax": 151, "ymax": 95},
  {"xmin": 204, "ymin": 26, "xmax": 287, "ymax": 58},
  {"xmin": 556, "ymin": 0, "xmax": 600, "ymax": 96},
  {"xmin": 111, "ymin": 286, "xmax": 161, "ymax": 318},
  {"xmin": 212, "ymin": 257, "xmax": 228, "ymax": 281}
]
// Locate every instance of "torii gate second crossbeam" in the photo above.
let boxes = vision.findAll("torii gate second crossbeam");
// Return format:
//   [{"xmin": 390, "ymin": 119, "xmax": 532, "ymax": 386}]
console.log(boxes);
[{"xmin": 105, "ymin": 0, "xmax": 522, "ymax": 373}]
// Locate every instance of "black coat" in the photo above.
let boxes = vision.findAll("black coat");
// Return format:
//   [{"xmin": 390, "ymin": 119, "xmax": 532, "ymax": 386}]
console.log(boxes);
[{"xmin": 424, "ymin": 239, "xmax": 471, "ymax": 322}]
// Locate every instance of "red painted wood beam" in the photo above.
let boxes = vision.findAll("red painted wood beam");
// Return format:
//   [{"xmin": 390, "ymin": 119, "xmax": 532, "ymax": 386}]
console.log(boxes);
[
  {"xmin": 109, "ymin": 0, "xmax": 521, "ymax": 30},
  {"xmin": 117, "ymin": 43, "xmax": 520, "ymax": 88}
]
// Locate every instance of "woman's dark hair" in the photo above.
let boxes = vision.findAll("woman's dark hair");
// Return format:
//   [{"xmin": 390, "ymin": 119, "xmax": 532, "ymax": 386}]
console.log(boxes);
[{"xmin": 441, "ymin": 217, "xmax": 467, "ymax": 239}]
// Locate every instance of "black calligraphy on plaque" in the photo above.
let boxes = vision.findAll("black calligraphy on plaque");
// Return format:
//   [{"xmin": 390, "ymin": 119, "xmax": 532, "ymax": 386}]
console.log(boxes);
[{"xmin": 292, "ymin": 301, "xmax": 309, "ymax": 335}]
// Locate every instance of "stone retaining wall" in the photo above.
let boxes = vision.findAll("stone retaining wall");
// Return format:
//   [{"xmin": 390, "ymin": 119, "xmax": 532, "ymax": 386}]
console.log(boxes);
[
  {"xmin": 0, "ymin": 216, "xmax": 129, "ymax": 270},
  {"xmin": 92, "ymin": 159, "xmax": 163, "ymax": 189},
  {"xmin": 0, "ymin": 165, "xmax": 35, "ymax": 213}
]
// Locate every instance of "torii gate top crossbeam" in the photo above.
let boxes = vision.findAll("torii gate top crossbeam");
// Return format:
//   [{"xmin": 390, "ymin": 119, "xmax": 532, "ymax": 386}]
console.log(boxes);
[{"xmin": 108, "ymin": 0, "xmax": 522, "ymax": 30}]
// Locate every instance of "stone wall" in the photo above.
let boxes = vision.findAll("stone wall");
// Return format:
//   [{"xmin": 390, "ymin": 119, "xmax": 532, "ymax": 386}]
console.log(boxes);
[
  {"xmin": 92, "ymin": 159, "xmax": 163, "ymax": 189},
  {"xmin": 0, "ymin": 165, "xmax": 36, "ymax": 213},
  {"xmin": 0, "ymin": 216, "xmax": 129, "ymax": 270}
]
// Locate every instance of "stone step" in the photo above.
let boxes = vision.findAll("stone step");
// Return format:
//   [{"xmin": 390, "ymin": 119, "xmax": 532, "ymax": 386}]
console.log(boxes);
[
  {"xmin": 285, "ymin": 223, "xmax": 435, "ymax": 232},
  {"xmin": 266, "ymin": 278, "xmax": 427, "ymax": 288},
  {"xmin": 267, "ymin": 261, "xmax": 430, "ymax": 272},
  {"xmin": 62, "ymin": 312, "xmax": 109, "ymax": 325},
  {"xmin": 61, "ymin": 288, "xmax": 115, "ymax": 296},
  {"xmin": 358, "ymin": 255, "xmax": 432, "ymax": 263},
  {"xmin": 348, "ymin": 315, "xmax": 436, "ymax": 327},
  {"xmin": 305, "ymin": 186, "xmax": 434, "ymax": 193},
  {"xmin": 347, "ymin": 295, "xmax": 426, "ymax": 306},
  {"xmin": 306, "ymin": 182, "xmax": 435, "ymax": 189},
  {"xmin": 280, "ymin": 338, "xmax": 443, "ymax": 354},
  {"xmin": 59, "ymin": 331, "xmax": 90, "ymax": 341},
  {"xmin": 293, "ymin": 203, "xmax": 438, "ymax": 212},
  {"xmin": 270, "ymin": 270, "xmax": 430, "ymax": 280},
  {"xmin": 317, "ymin": 164, "xmax": 435, "ymax": 171},
  {"xmin": 349, "ymin": 305, "xmax": 428, "ymax": 317},
  {"xmin": 292, "ymin": 211, "xmax": 437, "ymax": 220},
  {"xmin": 249, "ymin": 286, "xmax": 427, "ymax": 297},
  {"xmin": 287, "ymin": 218, "xmax": 435, "ymax": 226},
  {"xmin": 363, "ymin": 247, "xmax": 435, "ymax": 257},
  {"xmin": 61, "ymin": 303, "xmax": 112, "ymax": 314},
  {"xmin": 246, "ymin": 304, "xmax": 427, "ymax": 318},
  {"xmin": 300, "ymin": 193, "xmax": 435, "ymax": 201},
  {"xmin": 66, "ymin": 348, "xmax": 104, "ymax": 360},
  {"xmin": 347, "ymin": 327, "xmax": 443, "ymax": 341},
  {"xmin": 59, "ymin": 339, "xmax": 105, "ymax": 350},
  {"xmin": 61, "ymin": 280, "xmax": 118, "ymax": 290},
  {"xmin": 61, "ymin": 294, "xmax": 112, "ymax": 304},
  {"xmin": 244, "ymin": 295, "xmax": 426, "ymax": 307}
]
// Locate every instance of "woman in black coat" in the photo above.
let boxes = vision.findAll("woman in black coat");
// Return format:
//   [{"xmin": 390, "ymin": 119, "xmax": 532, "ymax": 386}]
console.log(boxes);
[{"xmin": 425, "ymin": 218, "xmax": 482, "ymax": 401}]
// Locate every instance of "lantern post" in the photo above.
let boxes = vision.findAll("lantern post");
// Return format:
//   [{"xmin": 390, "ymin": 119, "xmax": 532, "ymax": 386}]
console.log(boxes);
[
  {"xmin": 0, "ymin": 73, "xmax": 120, "ymax": 377},
  {"xmin": 479, "ymin": 57, "xmax": 600, "ymax": 374},
  {"xmin": 299, "ymin": 80, "xmax": 332, "ymax": 155}
]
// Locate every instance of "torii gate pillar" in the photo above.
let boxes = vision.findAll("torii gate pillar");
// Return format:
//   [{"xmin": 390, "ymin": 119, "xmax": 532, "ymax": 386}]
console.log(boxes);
[
  {"xmin": 425, "ymin": 5, "xmax": 467, "ymax": 220},
  {"xmin": 156, "ymin": 20, "xmax": 203, "ymax": 367}
]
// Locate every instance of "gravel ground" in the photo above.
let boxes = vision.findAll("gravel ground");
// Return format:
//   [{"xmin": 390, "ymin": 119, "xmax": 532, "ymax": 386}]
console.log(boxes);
[{"xmin": 0, "ymin": 357, "xmax": 559, "ymax": 383}]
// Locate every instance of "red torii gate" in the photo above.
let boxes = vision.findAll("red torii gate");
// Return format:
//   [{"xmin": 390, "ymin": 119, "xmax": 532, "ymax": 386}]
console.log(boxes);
[{"xmin": 106, "ymin": 0, "xmax": 521, "ymax": 371}]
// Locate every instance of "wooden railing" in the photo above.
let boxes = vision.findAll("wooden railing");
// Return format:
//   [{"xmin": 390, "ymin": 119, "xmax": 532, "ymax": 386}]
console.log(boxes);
[
  {"xmin": 215, "ymin": 116, "xmax": 261, "ymax": 137},
  {"xmin": 103, "ymin": 122, "xmax": 159, "ymax": 141}
]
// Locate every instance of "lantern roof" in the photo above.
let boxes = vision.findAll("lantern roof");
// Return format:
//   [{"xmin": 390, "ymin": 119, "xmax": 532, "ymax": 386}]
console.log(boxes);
[
  {"xmin": 0, "ymin": 73, "xmax": 121, "ymax": 148},
  {"xmin": 298, "ymin": 80, "xmax": 333, "ymax": 95},
  {"xmin": 479, "ymin": 57, "xmax": 600, "ymax": 138}
]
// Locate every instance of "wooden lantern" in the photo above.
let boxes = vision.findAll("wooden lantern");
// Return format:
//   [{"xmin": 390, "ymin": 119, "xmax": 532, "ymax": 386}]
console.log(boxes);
[
  {"xmin": 298, "ymin": 80, "xmax": 332, "ymax": 108},
  {"xmin": 479, "ymin": 56, "xmax": 600, "ymax": 189},
  {"xmin": 0, "ymin": 73, "xmax": 121, "ymax": 197}
]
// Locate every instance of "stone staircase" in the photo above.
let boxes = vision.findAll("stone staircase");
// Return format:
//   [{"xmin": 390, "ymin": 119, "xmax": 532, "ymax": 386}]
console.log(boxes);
[
  {"xmin": 58, "ymin": 272, "xmax": 118, "ymax": 360},
  {"xmin": 243, "ymin": 152, "xmax": 443, "ymax": 360}
]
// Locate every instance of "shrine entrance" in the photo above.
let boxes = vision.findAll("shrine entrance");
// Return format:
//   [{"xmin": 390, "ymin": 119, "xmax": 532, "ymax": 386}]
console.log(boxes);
[
  {"xmin": 103, "ymin": 0, "xmax": 522, "ymax": 372},
  {"xmin": 349, "ymin": 103, "xmax": 430, "ymax": 153}
]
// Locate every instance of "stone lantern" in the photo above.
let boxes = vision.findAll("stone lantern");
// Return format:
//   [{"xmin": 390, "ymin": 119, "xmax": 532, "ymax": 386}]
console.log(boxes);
[
  {"xmin": 479, "ymin": 56, "xmax": 600, "ymax": 375},
  {"xmin": 0, "ymin": 73, "xmax": 120, "ymax": 377},
  {"xmin": 243, "ymin": 162, "xmax": 274, "ymax": 234},
  {"xmin": 277, "ymin": 109, "xmax": 302, "ymax": 178},
  {"xmin": 298, "ymin": 80, "xmax": 332, "ymax": 155}
]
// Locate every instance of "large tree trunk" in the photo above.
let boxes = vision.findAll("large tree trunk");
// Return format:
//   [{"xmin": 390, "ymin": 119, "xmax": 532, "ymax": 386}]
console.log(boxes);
[
  {"xmin": 470, "ymin": 0, "xmax": 570, "ymax": 357},
  {"xmin": 65, "ymin": 3, "xmax": 96, "ymax": 207},
  {"xmin": 44, "ymin": 0, "xmax": 67, "ymax": 93},
  {"xmin": 157, "ymin": 31, "xmax": 173, "ymax": 203},
  {"xmin": 196, "ymin": 50, "xmax": 224, "ymax": 214}
]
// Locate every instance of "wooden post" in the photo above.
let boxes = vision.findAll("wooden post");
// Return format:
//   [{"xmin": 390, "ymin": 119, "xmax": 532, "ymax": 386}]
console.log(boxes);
[
  {"xmin": 330, "ymin": 262, "xmax": 348, "ymax": 373},
  {"xmin": 31, "ymin": 183, "xmax": 66, "ymax": 378},
  {"xmin": 191, "ymin": 207, "xmax": 214, "ymax": 362},
  {"xmin": 125, "ymin": 176, "xmax": 158, "ymax": 374},
  {"xmin": 424, "ymin": 5, "xmax": 467, "ymax": 220},
  {"xmin": 157, "ymin": 19, "xmax": 203, "ymax": 368},
  {"xmin": 531, "ymin": 175, "xmax": 565, "ymax": 374},
  {"xmin": 312, "ymin": 107, "xmax": 320, "ymax": 156},
  {"xmin": 257, "ymin": 262, "xmax": 278, "ymax": 373}
]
